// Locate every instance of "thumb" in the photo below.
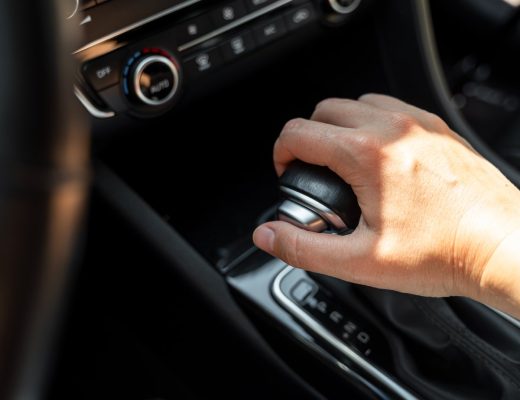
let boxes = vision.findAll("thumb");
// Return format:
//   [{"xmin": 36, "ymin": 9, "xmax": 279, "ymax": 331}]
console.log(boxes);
[{"xmin": 253, "ymin": 221, "xmax": 364, "ymax": 277}]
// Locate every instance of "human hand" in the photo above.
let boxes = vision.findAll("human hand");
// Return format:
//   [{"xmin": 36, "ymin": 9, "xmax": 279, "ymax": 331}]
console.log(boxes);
[{"xmin": 253, "ymin": 94, "xmax": 520, "ymax": 316}]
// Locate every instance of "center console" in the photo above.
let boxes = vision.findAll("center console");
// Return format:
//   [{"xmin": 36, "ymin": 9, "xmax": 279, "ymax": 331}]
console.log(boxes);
[
  {"xmin": 69, "ymin": 0, "xmax": 520, "ymax": 398},
  {"xmin": 73, "ymin": 0, "xmax": 365, "ymax": 118}
]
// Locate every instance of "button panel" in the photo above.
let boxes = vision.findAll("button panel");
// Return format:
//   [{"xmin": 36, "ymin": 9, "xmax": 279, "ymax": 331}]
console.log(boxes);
[
  {"xmin": 79, "ymin": 0, "xmax": 321, "ymax": 118},
  {"xmin": 181, "ymin": 1, "xmax": 317, "ymax": 75}
]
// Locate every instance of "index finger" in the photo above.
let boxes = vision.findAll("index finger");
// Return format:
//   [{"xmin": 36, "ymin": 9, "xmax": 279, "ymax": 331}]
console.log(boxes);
[{"xmin": 273, "ymin": 118, "xmax": 360, "ymax": 178}]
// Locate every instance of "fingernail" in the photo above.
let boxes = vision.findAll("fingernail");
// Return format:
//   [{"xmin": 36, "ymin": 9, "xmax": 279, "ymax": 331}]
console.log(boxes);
[{"xmin": 253, "ymin": 226, "xmax": 275, "ymax": 253}]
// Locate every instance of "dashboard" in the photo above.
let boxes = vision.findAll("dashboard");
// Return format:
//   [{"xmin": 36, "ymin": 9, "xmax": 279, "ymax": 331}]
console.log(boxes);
[{"xmin": 71, "ymin": 0, "xmax": 367, "ymax": 119}]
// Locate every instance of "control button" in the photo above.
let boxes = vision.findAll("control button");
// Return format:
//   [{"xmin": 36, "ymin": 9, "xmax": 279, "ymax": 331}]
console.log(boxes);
[
  {"xmin": 290, "ymin": 280, "xmax": 316, "ymax": 303},
  {"xmin": 83, "ymin": 53, "xmax": 121, "ymax": 91},
  {"xmin": 220, "ymin": 31, "xmax": 256, "ymax": 61},
  {"xmin": 184, "ymin": 48, "xmax": 224, "ymax": 77},
  {"xmin": 253, "ymin": 17, "xmax": 287, "ymax": 45},
  {"xmin": 356, "ymin": 331, "xmax": 370, "ymax": 344},
  {"xmin": 211, "ymin": 1, "xmax": 247, "ymax": 27},
  {"xmin": 80, "ymin": 0, "xmax": 96, "ymax": 10},
  {"xmin": 244, "ymin": 0, "xmax": 278, "ymax": 11},
  {"xmin": 134, "ymin": 56, "xmax": 178, "ymax": 106},
  {"xmin": 174, "ymin": 15, "xmax": 214, "ymax": 45},
  {"xmin": 285, "ymin": 4, "xmax": 316, "ymax": 30}
]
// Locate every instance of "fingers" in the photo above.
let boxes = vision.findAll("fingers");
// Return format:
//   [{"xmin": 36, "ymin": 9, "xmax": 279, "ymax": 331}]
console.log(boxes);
[
  {"xmin": 359, "ymin": 93, "xmax": 448, "ymax": 132},
  {"xmin": 274, "ymin": 95, "xmax": 420, "ymax": 177},
  {"xmin": 273, "ymin": 118, "xmax": 358, "ymax": 177},
  {"xmin": 253, "ymin": 221, "xmax": 370, "ymax": 281},
  {"xmin": 359, "ymin": 93, "xmax": 478, "ymax": 152},
  {"xmin": 311, "ymin": 98, "xmax": 383, "ymax": 128},
  {"xmin": 358, "ymin": 93, "xmax": 420, "ymax": 113}
]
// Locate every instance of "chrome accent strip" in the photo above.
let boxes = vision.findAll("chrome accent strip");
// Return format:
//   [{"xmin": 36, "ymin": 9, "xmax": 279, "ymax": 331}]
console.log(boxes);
[
  {"xmin": 272, "ymin": 266, "xmax": 418, "ymax": 400},
  {"xmin": 489, "ymin": 307, "xmax": 520, "ymax": 330},
  {"xmin": 178, "ymin": 0, "xmax": 293, "ymax": 52},
  {"xmin": 74, "ymin": 0, "xmax": 203, "ymax": 54},
  {"xmin": 133, "ymin": 55, "xmax": 179, "ymax": 106},
  {"xmin": 74, "ymin": 86, "xmax": 115, "ymax": 119},
  {"xmin": 280, "ymin": 186, "xmax": 347, "ymax": 230},
  {"xmin": 278, "ymin": 200, "xmax": 328, "ymax": 232},
  {"xmin": 328, "ymin": 0, "xmax": 361, "ymax": 14}
]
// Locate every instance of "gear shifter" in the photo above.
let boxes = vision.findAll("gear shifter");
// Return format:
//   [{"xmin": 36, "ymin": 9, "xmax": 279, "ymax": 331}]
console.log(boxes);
[
  {"xmin": 274, "ymin": 160, "xmax": 520, "ymax": 399},
  {"xmin": 278, "ymin": 160, "xmax": 361, "ymax": 233}
]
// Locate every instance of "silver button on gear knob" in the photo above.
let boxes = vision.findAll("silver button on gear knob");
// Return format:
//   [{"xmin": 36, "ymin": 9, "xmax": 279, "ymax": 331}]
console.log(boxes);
[{"xmin": 277, "ymin": 160, "xmax": 361, "ymax": 233}]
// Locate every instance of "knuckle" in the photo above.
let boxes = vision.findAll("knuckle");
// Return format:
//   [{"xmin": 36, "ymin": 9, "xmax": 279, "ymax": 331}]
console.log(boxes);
[
  {"xmin": 358, "ymin": 93, "xmax": 380, "ymax": 102},
  {"xmin": 315, "ymin": 97, "xmax": 343, "ymax": 110},
  {"xmin": 425, "ymin": 112, "xmax": 446, "ymax": 130},
  {"xmin": 281, "ymin": 118, "xmax": 305, "ymax": 136},
  {"xmin": 348, "ymin": 133, "xmax": 382, "ymax": 160},
  {"xmin": 389, "ymin": 112, "xmax": 418, "ymax": 134}
]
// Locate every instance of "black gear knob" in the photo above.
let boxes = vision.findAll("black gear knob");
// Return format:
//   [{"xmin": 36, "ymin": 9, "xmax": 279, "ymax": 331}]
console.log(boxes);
[{"xmin": 278, "ymin": 160, "xmax": 361, "ymax": 233}]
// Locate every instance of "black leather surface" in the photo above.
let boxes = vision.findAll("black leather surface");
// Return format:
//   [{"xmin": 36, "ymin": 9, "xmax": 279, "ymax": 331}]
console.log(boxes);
[
  {"xmin": 279, "ymin": 160, "xmax": 361, "ymax": 229},
  {"xmin": 312, "ymin": 273, "xmax": 520, "ymax": 400}
]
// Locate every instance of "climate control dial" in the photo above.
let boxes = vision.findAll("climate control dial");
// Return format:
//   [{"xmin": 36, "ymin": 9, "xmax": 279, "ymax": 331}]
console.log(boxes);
[{"xmin": 122, "ymin": 49, "xmax": 180, "ymax": 108}]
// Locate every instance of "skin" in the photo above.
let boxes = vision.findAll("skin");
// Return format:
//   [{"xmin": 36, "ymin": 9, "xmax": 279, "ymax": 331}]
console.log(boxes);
[{"xmin": 253, "ymin": 94, "xmax": 520, "ymax": 319}]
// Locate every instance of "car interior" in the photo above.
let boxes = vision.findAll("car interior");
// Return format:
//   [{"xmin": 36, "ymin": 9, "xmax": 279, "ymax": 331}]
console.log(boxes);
[{"xmin": 2, "ymin": 0, "xmax": 520, "ymax": 399}]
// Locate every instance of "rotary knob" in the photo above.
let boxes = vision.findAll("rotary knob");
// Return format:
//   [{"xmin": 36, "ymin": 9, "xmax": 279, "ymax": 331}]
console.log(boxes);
[{"xmin": 122, "ymin": 49, "xmax": 180, "ymax": 107}]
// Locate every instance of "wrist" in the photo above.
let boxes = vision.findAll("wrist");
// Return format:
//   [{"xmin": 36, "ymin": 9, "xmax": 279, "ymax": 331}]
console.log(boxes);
[{"xmin": 476, "ymin": 228, "xmax": 520, "ymax": 319}]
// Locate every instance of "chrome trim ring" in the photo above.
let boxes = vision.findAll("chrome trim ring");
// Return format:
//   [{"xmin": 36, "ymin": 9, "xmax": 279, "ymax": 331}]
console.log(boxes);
[
  {"xmin": 280, "ymin": 186, "xmax": 347, "ymax": 230},
  {"xmin": 133, "ymin": 55, "xmax": 179, "ymax": 107},
  {"xmin": 278, "ymin": 200, "xmax": 328, "ymax": 232},
  {"xmin": 328, "ymin": 0, "xmax": 361, "ymax": 14}
]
